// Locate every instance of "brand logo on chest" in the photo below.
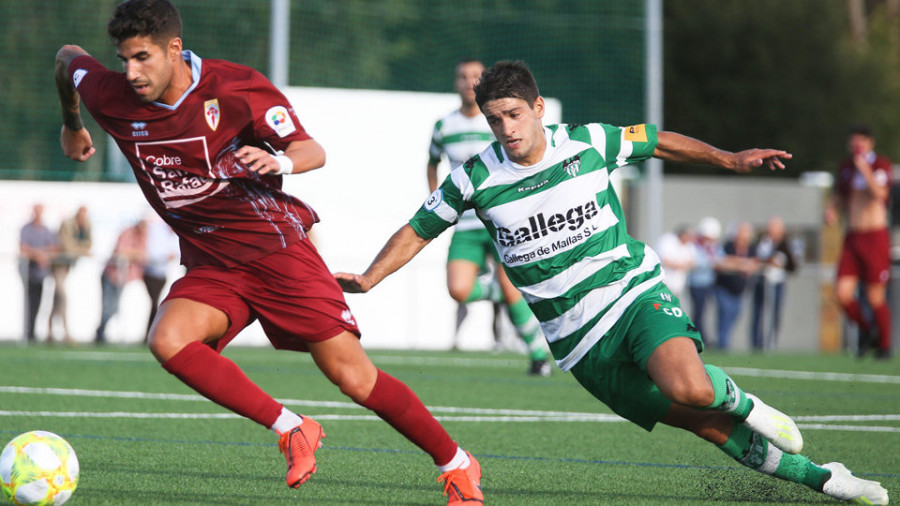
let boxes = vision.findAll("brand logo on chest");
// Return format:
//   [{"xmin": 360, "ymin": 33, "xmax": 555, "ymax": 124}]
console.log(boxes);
[{"xmin": 131, "ymin": 121, "xmax": 149, "ymax": 137}]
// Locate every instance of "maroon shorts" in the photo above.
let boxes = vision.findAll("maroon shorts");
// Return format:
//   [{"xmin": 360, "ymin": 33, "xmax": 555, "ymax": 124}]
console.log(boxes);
[
  {"xmin": 836, "ymin": 228, "xmax": 891, "ymax": 285},
  {"xmin": 163, "ymin": 239, "xmax": 360, "ymax": 352}
]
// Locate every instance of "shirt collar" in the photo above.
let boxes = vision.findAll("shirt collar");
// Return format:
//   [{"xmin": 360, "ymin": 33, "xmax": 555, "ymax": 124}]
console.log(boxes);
[{"xmin": 151, "ymin": 50, "xmax": 202, "ymax": 110}]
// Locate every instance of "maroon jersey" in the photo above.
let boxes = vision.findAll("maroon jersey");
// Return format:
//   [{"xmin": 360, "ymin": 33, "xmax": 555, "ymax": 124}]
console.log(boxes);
[
  {"xmin": 70, "ymin": 51, "xmax": 319, "ymax": 268},
  {"xmin": 835, "ymin": 153, "xmax": 892, "ymax": 202}
]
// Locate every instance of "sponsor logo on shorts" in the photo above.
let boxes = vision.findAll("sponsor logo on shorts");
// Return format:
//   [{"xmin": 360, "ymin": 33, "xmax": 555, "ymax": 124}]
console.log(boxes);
[
  {"xmin": 341, "ymin": 309, "xmax": 356, "ymax": 326},
  {"xmin": 652, "ymin": 302, "xmax": 684, "ymax": 318}
]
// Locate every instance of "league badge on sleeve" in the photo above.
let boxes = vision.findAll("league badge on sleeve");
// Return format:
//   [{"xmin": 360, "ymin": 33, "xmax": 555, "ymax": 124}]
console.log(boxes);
[
  {"xmin": 624, "ymin": 124, "xmax": 648, "ymax": 143},
  {"xmin": 266, "ymin": 106, "xmax": 297, "ymax": 138},
  {"xmin": 204, "ymin": 99, "xmax": 220, "ymax": 131}
]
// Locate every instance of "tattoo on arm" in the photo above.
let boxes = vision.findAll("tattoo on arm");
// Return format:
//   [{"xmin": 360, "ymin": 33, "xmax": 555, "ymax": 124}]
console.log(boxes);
[{"xmin": 55, "ymin": 51, "xmax": 84, "ymax": 131}]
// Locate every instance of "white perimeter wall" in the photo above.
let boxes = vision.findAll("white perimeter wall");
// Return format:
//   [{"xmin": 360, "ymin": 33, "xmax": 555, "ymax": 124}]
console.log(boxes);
[{"xmin": 0, "ymin": 87, "xmax": 561, "ymax": 350}]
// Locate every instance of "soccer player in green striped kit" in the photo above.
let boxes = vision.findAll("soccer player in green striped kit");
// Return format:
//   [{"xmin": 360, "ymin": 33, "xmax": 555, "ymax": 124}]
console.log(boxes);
[{"xmin": 337, "ymin": 60, "xmax": 888, "ymax": 504}]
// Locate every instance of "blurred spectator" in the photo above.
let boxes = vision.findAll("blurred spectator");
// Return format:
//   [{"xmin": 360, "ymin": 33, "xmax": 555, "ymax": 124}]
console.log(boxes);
[
  {"xmin": 750, "ymin": 216, "xmax": 798, "ymax": 351},
  {"xmin": 96, "ymin": 219, "xmax": 148, "ymax": 344},
  {"xmin": 688, "ymin": 217, "xmax": 722, "ymax": 340},
  {"xmin": 714, "ymin": 222, "xmax": 759, "ymax": 350},
  {"xmin": 143, "ymin": 216, "xmax": 179, "ymax": 341},
  {"xmin": 656, "ymin": 224, "xmax": 696, "ymax": 305},
  {"xmin": 19, "ymin": 204, "xmax": 57, "ymax": 343},
  {"xmin": 825, "ymin": 125, "xmax": 892, "ymax": 359},
  {"xmin": 48, "ymin": 206, "xmax": 92, "ymax": 344}
]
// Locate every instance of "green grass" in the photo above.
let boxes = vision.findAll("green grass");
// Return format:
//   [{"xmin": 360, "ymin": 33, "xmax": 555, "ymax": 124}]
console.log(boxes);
[{"xmin": 1, "ymin": 344, "xmax": 898, "ymax": 505}]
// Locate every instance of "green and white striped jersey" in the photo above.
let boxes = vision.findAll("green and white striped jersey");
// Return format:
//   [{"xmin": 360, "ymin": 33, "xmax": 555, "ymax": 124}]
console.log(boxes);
[
  {"xmin": 429, "ymin": 109, "xmax": 495, "ymax": 231},
  {"xmin": 411, "ymin": 122, "xmax": 662, "ymax": 371}
]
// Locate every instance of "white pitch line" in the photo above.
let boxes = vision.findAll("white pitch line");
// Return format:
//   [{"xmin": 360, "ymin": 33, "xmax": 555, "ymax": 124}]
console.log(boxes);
[
  {"xmin": 798, "ymin": 424, "xmax": 900, "ymax": 433},
  {"xmin": 724, "ymin": 366, "xmax": 900, "ymax": 385},
  {"xmin": 0, "ymin": 410, "xmax": 618, "ymax": 423},
  {"xmin": 5, "ymin": 386, "xmax": 900, "ymax": 423},
  {"xmin": 0, "ymin": 386, "xmax": 611, "ymax": 419},
  {"xmin": 796, "ymin": 414, "xmax": 900, "ymax": 422},
  {"xmin": 41, "ymin": 351, "xmax": 900, "ymax": 383},
  {"xmin": 1, "ymin": 410, "xmax": 898, "ymax": 430}
]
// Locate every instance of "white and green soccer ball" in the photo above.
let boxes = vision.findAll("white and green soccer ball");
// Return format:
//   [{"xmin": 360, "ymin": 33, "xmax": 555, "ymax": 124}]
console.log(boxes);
[{"xmin": 1, "ymin": 431, "xmax": 79, "ymax": 505}]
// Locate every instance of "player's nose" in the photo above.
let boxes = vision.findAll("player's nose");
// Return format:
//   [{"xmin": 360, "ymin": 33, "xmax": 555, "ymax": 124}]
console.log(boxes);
[{"xmin": 123, "ymin": 61, "xmax": 141, "ymax": 81}]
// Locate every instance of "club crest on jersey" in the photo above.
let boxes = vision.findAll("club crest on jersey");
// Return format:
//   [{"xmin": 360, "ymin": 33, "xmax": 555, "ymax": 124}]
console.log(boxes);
[
  {"xmin": 266, "ymin": 106, "xmax": 297, "ymax": 138},
  {"xmin": 563, "ymin": 155, "xmax": 581, "ymax": 178},
  {"xmin": 204, "ymin": 99, "xmax": 220, "ymax": 131}
]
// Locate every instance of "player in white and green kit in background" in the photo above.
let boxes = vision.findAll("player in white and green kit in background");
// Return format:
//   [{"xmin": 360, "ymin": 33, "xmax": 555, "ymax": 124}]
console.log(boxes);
[
  {"xmin": 427, "ymin": 60, "xmax": 551, "ymax": 376},
  {"xmin": 338, "ymin": 61, "xmax": 888, "ymax": 504}
]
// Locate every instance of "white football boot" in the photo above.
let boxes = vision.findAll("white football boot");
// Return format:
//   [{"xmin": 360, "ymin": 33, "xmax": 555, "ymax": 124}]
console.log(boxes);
[
  {"xmin": 821, "ymin": 462, "xmax": 889, "ymax": 505},
  {"xmin": 742, "ymin": 394, "xmax": 803, "ymax": 454}
]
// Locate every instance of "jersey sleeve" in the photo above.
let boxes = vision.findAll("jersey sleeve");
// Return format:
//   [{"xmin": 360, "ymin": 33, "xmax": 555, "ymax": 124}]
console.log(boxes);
[
  {"xmin": 587, "ymin": 122, "xmax": 658, "ymax": 171},
  {"xmin": 428, "ymin": 119, "xmax": 444, "ymax": 165},
  {"xmin": 874, "ymin": 155, "xmax": 893, "ymax": 189},
  {"xmin": 69, "ymin": 55, "xmax": 126, "ymax": 119},
  {"xmin": 246, "ymin": 71, "xmax": 311, "ymax": 151},
  {"xmin": 409, "ymin": 166, "xmax": 471, "ymax": 239}
]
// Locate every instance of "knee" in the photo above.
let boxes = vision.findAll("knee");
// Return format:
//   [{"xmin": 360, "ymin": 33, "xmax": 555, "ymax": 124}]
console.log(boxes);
[
  {"xmin": 867, "ymin": 288, "xmax": 887, "ymax": 308},
  {"xmin": 447, "ymin": 281, "xmax": 471, "ymax": 303},
  {"xmin": 147, "ymin": 324, "xmax": 191, "ymax": 363},
  {"xmin": 333, "ymin": 370, "xmax": 377, "ymax": 403},
  {"xmin": 835, "ymin": 286, "xmax": 855, "ymax": 307}
]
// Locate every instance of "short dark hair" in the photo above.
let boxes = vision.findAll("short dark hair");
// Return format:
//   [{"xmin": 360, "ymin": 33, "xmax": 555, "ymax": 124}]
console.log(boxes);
[
  {"xmin": 108, "ymin": 0, "xmax": 183, "ymax": 46},
  {"xmin": 847, "ymin": 124, "xmax": 873, "ymax": 139},
  {"xmin": 474, "ymin": 60, "xmax": 540, "ymax": 109}
]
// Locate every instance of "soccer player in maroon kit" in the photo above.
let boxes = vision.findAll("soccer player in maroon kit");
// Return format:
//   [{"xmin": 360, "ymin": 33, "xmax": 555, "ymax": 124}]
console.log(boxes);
[
  {"xmin": 826, "ymin": 125, "xmax": 893, "ymax": 359},
  {"xmin": 54, "ymin": 1, "xmax": 482, "ymax": 503}
]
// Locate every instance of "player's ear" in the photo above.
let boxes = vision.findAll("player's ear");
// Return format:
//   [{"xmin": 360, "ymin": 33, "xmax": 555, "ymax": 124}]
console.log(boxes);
[
  {"xmin": 167, "ymin": 37, "xmax": 183, "ymax": 60},
  {"xmin": 533, "ymin": 96, "xmax": 545, "ymax": 120}
]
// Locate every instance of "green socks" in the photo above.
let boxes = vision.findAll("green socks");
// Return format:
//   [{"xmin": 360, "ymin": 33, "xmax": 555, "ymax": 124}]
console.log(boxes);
[
  {"xmin": 464, "ymin": 281, "xmax": 547, "ymax": 362},
  {"xmin": 719, "ymin": 423, "xmax": 831, "ymax": 492},
  {"xmin": 508, "ymin": 298, "xmax": 547, "ymax": 361},
  {"xmin": 704, "ymin": 364, "xmax": 753, "ymax": 421},
  {"xmin": 465, "ymin": 277, "xmax": 502, "ymax": 303}
]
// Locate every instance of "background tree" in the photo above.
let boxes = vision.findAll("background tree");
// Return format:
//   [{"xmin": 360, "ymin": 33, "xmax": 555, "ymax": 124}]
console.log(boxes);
[{"xmin": 664, "ymin": 0, "xmax": 900, "ymax": 177}]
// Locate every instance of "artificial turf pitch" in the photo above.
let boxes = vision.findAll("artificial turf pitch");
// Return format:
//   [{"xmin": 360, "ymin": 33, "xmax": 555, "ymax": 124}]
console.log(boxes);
[{"xmin": 1, "ymin": 344, "xmax": 897, "ymax": 505}]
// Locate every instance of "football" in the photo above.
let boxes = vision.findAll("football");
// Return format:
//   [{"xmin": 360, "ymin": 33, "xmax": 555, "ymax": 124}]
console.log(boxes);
[{"xmin": 0, "ymin": 431, "xmax": 79, "ymax": 505}]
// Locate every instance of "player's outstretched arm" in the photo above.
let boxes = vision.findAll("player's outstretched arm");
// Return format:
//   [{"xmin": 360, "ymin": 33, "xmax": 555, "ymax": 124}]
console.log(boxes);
[
  {"xmin": 335, "ymin": 224, "xmax": 431, "ymax": 293},
  {"xmin": 55, "ymin": 45, "xmax": 96, "ymax": 162},
  {"xmin": 654, "ymin": 131, "xmax": 791, "ymax": 173}
]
